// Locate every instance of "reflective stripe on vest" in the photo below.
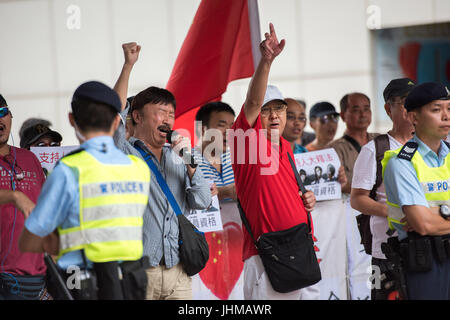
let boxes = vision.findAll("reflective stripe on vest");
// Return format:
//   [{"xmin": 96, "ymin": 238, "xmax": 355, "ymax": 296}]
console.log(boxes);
[
  {"xmin": 58, "ymin": 150, "xmax": 150, "ymax": 262},
  {"xmin": 382, "ymin": 146, "xmax": 450, "ymax": 230}
]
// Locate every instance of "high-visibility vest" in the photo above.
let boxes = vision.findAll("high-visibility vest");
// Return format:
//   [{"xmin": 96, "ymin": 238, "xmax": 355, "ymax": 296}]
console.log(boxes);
[
  {"xmin": 58, "ymin": 150, "xmax": 150, "ymax": 262},
  {"xmin": 381, "ymin": 143, "xmax": 450, "ymax": 230}
]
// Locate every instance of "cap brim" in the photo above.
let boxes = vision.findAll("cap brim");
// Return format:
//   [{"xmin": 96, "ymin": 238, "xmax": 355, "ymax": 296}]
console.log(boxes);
[
  {"xmin": 385, "ymin": 87, "xmax": 415, "ymax": 102},
  {"xmin": 312, "ymin": 111, "xmax": 340, "ymax": 118},
  {"xmin": 262, "ymin": 99, "xmax": 287, "ymax": 107},
  {"xmin": 28, "ymin": 131, "xmax": 62, "ymax": 147}
]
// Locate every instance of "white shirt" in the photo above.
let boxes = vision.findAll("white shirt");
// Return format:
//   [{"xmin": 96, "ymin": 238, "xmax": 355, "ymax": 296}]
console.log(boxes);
[{"xmin": 351, "ymin": 134, "xmax": 402, "ymax": 259}]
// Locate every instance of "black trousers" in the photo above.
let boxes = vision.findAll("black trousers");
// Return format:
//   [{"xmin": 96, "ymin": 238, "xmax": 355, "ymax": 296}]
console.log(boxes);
[{"xmin": 93, "ymin": 261, "xmax": 124, "ymax": 300}]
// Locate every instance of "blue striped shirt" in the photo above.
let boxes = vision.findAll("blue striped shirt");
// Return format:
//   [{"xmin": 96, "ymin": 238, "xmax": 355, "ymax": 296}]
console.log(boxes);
[{"xmin": 193, "ymin": 148, "xmax": 235, "ymax": 188}]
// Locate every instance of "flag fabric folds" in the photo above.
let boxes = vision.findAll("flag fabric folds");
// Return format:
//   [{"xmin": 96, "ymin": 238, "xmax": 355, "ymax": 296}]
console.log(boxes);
[{"xmin": 167, "ymin": 0, "xmax": 261, "ymax": 144}]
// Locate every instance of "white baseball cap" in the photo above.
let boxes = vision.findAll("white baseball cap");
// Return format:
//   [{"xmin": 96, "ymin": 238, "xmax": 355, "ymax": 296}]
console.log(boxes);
[{"xmin": 262, "ymin": 85, "xmax": 287, "ymax": 107}]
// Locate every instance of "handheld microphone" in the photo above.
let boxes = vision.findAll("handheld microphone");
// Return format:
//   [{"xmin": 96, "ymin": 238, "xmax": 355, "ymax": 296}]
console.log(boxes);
[{"xmin": 165, "ymin": 129, "xmax": 198, "ymax": 168}]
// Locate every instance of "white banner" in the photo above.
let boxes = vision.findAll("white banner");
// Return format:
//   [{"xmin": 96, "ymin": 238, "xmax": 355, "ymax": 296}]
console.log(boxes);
[
  {"xmin": 192, "ymin": 200, "xmax": 244, "ymax": 300},
  {"xmin": 191, "ymin": 199, "xmax": 351, "ymax": 300},
  {"xmin": 344, "ymin": 196, "xmax": 372, "ymax": 300},
  {"xmin": 30, "ymin": 146, "xmax": 78, "ymax": 173},
  {"xmin": 311, "ymin": 199, "xmax": 348, "ymax": 300}
]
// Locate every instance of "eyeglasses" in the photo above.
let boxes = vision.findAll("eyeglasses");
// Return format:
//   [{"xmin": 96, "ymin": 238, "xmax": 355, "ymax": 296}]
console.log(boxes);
[
  {"xmin": 34, "ymin": 141, "xmax": 61, "ymax": 147},
  {"xmin": 261, "ymin": 105, "xmax": 287, "ymax": 117},
  {"xmin": 0, "ymin": 107, "xmax": 10, "ymax": 118},
  {"xmin": 287, "ymin": 115, "xmax": 307, "ymax": 123},
  {"xmin": 318, "ymin": 114, "xmax": 339, "ymax": 124}
]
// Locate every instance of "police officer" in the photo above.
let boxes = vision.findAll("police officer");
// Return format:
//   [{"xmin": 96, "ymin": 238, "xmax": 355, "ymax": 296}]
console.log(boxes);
[
  {"xmin": 18, "ymin": 81, "xmax": 151, "ymax": 300},
  {"xmin": 382, "ymin": 82, "xmax": 450, "ymax": 300}
]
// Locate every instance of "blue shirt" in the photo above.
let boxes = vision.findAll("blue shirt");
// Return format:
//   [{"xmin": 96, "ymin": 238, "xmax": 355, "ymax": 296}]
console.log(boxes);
[
  {"xmin": 293, "ymin": 143, "xmax": 308, "ymax": 154},
  {"xmin": 25, "ymin": 136, "xmax": 133, "ymax": 269},
  {"xmin": 192, "ymin": 148, "xmax": 235, "ymax": 187},
  {"xmin": 384, "ymin": 135, "xmax": 450, "ymax": 239}
]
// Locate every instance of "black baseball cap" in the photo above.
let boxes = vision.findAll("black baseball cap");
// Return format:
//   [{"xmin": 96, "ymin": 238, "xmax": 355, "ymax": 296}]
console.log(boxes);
[
  {"xmin": 383, "ymin": 78, "xmax": 416, "ymax": 102},
  {"xmin": 404, "ymin": 82, "xmax": 450, "ymax": 112},
  {"xmin": 20, "ymin": 123, "xmax": 62, "ymax": 149},
  {"xmin": 72, "ymin": 81, "xmax": 121, "ymax": 113},
  {"xmin": 0, "ymin": 94, "xmax": 7, "ymax": 107},
  {"xmin": 309, "ymin": 102, "xmax": 339, "ymax": 119}
]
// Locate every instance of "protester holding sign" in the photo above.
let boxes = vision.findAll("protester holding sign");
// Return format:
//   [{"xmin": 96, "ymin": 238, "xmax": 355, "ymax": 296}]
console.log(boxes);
[
  {"xmin": 288, "ymin": 101, "xmax": 347, "ymax": 190},
  {"xmin": 191, "ymin": 102, "xmax": 246, "ymax": 299}
]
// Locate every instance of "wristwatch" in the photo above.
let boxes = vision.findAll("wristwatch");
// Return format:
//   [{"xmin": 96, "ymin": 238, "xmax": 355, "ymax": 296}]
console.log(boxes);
[{"xmin": 439, "ymin": 204, "xmax": 450, "ymax": 219}]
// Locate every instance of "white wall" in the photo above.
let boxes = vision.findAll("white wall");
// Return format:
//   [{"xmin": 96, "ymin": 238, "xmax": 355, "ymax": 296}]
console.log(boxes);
[{"xmin": 0, "ymin": 0, "xmax": 449, "ymax": 146}]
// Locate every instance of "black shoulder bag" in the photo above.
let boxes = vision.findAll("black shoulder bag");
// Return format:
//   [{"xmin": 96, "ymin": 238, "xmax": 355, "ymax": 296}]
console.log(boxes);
[{"xmin": 237, "ymin": 152, "xmax": 321, "ymax": 293}]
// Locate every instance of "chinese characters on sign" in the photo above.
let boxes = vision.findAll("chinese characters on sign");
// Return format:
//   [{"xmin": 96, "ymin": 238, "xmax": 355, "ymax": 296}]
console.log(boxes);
[
  {"xmin": 188, "ymin": 195, "xmax": 223, "ymax": 233},
  {"xmin": 30, "ymin": 146, "xmax": 78, "ymax": 173},
  {"xmin": 294, "ymin": 148, "xmax": 342, "ymax": 201}
]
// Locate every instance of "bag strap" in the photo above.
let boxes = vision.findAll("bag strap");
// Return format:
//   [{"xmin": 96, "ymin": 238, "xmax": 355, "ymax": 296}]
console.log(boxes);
[
  {"xmin": 134, "ymin": 141, "xmax": 183, "ymax": 216},
  {"xmin": 369, "ymin": 134, "xmax": 390, "ymax": 200},
  {"xmin": 343, "ymin": 134, "xmax": 362, "ymax": 153},
  {"xmin": 237, "ymin": 151, "xmax": 313, "ymax": 246},
  {"xmin": 237, "ymin": 200, "xmax": 258, "ymax": 247},
  {"xmin": 287, "ymin": 152, "xmax": 312, "ymax": 232}
]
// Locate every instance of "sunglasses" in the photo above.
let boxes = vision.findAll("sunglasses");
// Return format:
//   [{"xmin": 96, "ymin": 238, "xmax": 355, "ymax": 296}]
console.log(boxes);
[
  {"xmin": 35, "ymin": 141, "xmax": 61, "ymax": 147},
  {"xmin": 0, "ymin": 107, "xmax": 10, "ymax": 118},
  {"xmin": 318, "ymin": 114, "xmax": 339, "ymax": 124}
]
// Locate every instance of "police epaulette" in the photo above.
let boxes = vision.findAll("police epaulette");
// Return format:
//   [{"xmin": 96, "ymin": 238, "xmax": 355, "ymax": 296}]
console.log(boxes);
[{"xmin": 397, "ymin": 142, "xmax": 418, "ymax": 161}]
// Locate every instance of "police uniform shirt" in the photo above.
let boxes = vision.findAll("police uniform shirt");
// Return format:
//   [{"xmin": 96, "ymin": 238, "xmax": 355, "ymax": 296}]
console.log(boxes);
[
  {"xmin": 383, "ymin": 134, "xmax": 450, "ymax": 240},
  {"xmin": 24, "ymin": 136, "xmax": 145, "ymax": 269}
]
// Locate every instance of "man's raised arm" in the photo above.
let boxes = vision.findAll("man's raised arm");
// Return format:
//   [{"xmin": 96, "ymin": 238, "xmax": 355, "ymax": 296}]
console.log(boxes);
[
  {"xmin": 243, "ymin": 23, "xmax": 285, "ymax": 126},
  {"xmin": 113, "ymin": 42, "xmax": 141, "ymax": 111}
]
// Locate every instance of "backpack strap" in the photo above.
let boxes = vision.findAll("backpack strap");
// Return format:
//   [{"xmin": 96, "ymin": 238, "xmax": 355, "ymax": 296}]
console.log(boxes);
[
  {"xmin": 343, "ymin": 134, "xmax": 361, "ymax": 153},
  {"xmin": 397, "ymin": 141, "xmax": 419, "ymax": 161},
  {"xmin": 369, "ymin": 134, "xmax": 390, "ymax": 201}
]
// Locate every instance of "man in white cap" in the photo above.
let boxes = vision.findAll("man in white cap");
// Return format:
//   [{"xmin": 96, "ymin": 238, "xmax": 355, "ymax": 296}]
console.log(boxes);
[{"xmin": 229, "ymin": 23, "xmax": 318, "ymax": 300}]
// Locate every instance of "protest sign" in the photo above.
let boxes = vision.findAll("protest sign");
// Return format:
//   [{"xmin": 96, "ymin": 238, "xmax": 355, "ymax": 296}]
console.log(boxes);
[
  {"xmin": 188, "ymin": 195, "xmax": 223, "ymax": 233},
  {"xmin": 294, "ymin": 148, "xmax": 342, "ymax": 201},
  {"xmin": 30, "ymin": 146, "xmax": 78, "ymax": 173}
]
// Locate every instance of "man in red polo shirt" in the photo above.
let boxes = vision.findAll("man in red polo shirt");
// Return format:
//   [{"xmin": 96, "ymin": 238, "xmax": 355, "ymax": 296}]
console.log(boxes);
[{"xmin": 229, "ymin": 24, "xmax": 318, "ymax": 300}]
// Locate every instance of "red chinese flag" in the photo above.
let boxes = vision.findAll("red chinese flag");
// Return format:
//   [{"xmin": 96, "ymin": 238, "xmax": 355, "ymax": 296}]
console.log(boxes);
[{"xmin": 167, "ymin": 0, "xmax": 261, "ymax": 145}]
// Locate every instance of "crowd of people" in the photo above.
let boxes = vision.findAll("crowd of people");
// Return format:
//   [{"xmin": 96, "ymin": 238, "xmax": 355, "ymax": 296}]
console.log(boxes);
[{"xmin": 0, "ymin": 23, "xmax": 449, "ymax": 301}]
